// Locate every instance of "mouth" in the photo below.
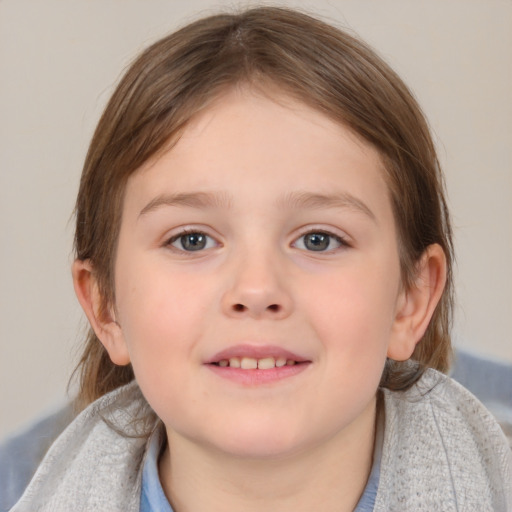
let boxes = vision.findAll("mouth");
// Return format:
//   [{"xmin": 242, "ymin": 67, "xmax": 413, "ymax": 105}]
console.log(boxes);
[
  {"xmin": 211, "ymin": 356, "xmax": 302, "ymax": 370},
  {"xmin": 205, "ymin": 345, "xmax": 311, "ymax": 384}
]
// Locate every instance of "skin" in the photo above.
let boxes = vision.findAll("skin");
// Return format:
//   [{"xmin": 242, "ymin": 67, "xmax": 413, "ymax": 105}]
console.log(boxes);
[{"xmin": 73, "ymin": 86, "xmax": 446, "ymax": 512}]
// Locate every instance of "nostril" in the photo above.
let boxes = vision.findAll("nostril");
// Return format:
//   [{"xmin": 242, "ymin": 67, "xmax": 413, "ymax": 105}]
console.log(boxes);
[{"xmin": 231, "ymin": 303, "xmax": 281, "ymax": 313}]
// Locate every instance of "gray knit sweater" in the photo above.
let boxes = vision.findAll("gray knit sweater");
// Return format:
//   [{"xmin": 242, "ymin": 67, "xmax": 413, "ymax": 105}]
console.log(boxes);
[{"xmin": 11, "ymin": 370, "xmax": 512, "ymax": 511}]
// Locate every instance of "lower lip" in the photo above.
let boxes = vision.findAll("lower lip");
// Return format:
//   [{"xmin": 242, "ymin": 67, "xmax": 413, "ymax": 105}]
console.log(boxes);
[{"xmin": 206, "ymin": 362, "xmax": 310, "ymax": 385}]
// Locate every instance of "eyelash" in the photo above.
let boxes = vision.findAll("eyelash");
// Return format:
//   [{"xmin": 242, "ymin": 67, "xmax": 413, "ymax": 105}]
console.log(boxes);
[
  {"xmin": 165, "ymin": 228, "xmax": 350, "ymax": 254},
  {"xmin": 292, "ymin": 230, "xmax": 349, "ymax": 253},
  {"xmin": 166, "ymin": 229, "xmax": 218, "ymax": 252}
]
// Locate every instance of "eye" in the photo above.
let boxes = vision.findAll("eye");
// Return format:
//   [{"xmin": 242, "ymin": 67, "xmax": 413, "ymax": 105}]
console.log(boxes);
[
  {"xmin": 168, "ymin": 231, "xmax": 217, "ymax": 252},
  {"xmin": 293, "ymin": 231, "xmax": 346, "ymax": 252}
]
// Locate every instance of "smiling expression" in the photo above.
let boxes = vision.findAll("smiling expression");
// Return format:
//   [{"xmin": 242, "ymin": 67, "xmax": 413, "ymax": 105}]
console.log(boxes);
[{"xmin": 106, "ymin": 87, "xmax": 406, "ymax": 458}]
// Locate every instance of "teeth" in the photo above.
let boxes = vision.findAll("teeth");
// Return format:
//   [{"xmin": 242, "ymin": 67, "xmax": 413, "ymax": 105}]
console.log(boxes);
[
  {"xmin": 241, "ymin": 357, "xmax": 258, "ymax": 369},
  {"xmin": 229, "ymin": 357, "xmax": 241, "ymax": 368},
  {"xmin": 217, "ymin": 356, "xmax": 299, "ymax": 370},
  {"xmin": 257, "ymin": 357, "xmax": 275, "ymax": 370}
]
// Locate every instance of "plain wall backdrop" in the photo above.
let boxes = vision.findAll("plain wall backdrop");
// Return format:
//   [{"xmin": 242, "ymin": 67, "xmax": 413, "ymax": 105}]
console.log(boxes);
[{"xmin": 1, "ymin": 0, "xmax": 511, "ymax": 439}]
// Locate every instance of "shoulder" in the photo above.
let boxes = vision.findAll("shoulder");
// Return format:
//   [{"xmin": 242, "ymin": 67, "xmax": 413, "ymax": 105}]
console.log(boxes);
[
  {"xmin": 10, "ymin": 381, "xmax": 156, "ymax": 512},
  {"xmin": 375, "ymin": 369, "xmax": 512, "ymax": 512},
  {"xmin": 0, "ymin": 404, "xmax": 74, "ymax": 511}
]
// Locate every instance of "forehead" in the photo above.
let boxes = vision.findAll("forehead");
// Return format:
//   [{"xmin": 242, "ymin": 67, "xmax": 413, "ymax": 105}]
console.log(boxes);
[{"xmin": 123, "ymin": 87, "xmax": 392, "ymax": 224}]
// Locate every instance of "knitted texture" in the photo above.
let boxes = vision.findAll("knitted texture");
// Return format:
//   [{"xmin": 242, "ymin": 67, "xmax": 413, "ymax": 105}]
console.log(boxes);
[
  {"xmin": 374, "ymin": 370, "xmax": 511, "ymax": 511},
  {"xmin": 11, "ymin": 371, "xmax": 512, "ymax": 511}
]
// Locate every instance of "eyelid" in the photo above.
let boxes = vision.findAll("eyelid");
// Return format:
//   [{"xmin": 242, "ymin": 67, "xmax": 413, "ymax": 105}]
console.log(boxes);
[
  {"xmin": 291, "ymin": 227, "xmax": 351, "ymax": 252},
  {"xmin": 164, "ymin": 227, "xmax": 221, "ymax": 252}
]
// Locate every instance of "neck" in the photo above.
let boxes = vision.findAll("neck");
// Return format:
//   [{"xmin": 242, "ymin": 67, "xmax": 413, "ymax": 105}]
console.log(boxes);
[{"xmin": 158, "ymin": 397, "xmax": 378, "ymax": 512}]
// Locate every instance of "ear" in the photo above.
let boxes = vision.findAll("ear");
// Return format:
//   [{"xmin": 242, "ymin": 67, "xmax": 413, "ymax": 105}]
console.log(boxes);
[
  {"xmin": 387, "ymin": 244, "xmax": 447, "ymax": 361},
  {"xmin": 72, "ymin": 259, "xmax": 131, "ymax": 366}
]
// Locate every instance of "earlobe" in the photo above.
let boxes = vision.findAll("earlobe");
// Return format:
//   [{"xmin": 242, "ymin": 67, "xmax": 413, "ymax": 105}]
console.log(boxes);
[
  {"xmin": 387, "ymin": 244, "xmax": 447, "ymax": 361},
  {"xmin": 72, "ymin": 259, "xmax": 131, "ymax": 366}
]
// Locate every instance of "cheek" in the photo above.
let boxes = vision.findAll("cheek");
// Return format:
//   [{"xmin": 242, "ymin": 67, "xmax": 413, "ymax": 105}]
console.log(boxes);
[
  {"xmin": 116, "ymin": 258, "xmax": 206, "ymax": 337},
  {"xmin": 114, "ymin": 263, "xmax": 205, "ymax": 379},
  {"xmin": 114, "ymin": 274, "xmax": 201, "ymax": 423},
  {"xmin": 303, "ymin": 260, "xmax": 400, "ymax": 364}
]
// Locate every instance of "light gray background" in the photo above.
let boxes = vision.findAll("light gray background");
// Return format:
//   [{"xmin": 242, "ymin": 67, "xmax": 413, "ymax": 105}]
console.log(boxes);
[{"xmin": 1, "ymin": 0, "xmax": 511, "ymax": 438}]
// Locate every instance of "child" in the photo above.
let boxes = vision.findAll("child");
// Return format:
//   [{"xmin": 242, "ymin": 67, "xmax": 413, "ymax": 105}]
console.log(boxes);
[{"xmin": 11, "ymin": 6, "xmax": 511, "ymax": 511}]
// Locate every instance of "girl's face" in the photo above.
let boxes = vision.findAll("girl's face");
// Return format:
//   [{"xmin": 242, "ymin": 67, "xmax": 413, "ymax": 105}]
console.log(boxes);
[{"xmin": 109, "ymin": 87, "xmax": 407, "ymax": 458}]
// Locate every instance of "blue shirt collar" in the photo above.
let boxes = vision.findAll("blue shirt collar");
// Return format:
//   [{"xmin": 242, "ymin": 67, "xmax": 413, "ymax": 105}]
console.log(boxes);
[{"xmin": 140, "ymin": 415, "xmax": 382, "ymax": 512}]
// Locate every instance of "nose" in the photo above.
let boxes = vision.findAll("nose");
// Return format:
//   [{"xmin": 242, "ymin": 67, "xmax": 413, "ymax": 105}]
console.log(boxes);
[{"xmin": 221, "ymin": 250, "xmax": 293, "ymax": 320}]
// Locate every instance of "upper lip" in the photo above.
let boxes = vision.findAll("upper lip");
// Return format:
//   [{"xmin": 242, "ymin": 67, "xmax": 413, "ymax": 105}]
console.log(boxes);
[{"xmin": 205, "ymin": 344, "xmax": 309, "ymax": 364}]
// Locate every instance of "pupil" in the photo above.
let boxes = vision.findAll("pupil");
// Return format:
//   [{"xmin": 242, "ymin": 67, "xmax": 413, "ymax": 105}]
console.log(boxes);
[
  {"xmin": 182, "ymin": 233, "xmax": 206, "ymax": 251},
  {"xmin": 305, "ymin": 233, "xmax": 329, "ymax": 251}
]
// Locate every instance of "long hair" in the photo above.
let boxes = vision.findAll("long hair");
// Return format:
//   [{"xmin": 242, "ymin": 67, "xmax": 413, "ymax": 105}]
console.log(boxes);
[{"xmin": 72, "ymin": 7, "xmax": 454, "ymax": 409}]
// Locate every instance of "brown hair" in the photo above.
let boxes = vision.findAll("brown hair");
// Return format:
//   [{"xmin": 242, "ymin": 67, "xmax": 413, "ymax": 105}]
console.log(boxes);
[{"xmin": 72, "ymin": 6, "xmax": 454, "ymax": 409}]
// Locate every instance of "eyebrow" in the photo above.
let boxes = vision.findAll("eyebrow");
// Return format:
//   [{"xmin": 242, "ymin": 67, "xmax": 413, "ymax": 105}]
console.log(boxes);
[
  {"xmin": 278, "ymin": 191, "xmax": 377, "ymax": 222},
  {"xmin": 139, "ymin": 191, "xmax": 233, "ymax": 217},
  {"xmin": 138, "ymin": 189, "xmax": 376, "ymax": 222}
]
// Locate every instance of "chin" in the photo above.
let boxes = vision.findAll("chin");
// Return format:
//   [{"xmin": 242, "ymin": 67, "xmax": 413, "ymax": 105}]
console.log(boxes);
[
  {"xmin": 202, "ymin": 421, "xmax": 311, "ymax": 460},
  {"xmin": 219, "ymin": 439, "xmax": 304, "ymax": 460}
]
